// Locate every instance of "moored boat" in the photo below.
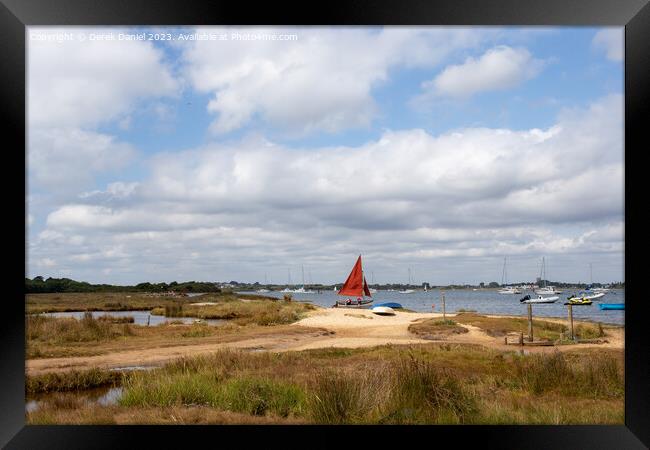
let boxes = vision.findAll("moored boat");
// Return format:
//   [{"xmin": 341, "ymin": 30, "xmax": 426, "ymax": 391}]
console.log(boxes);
[
  {"xmin": 332, "ymin": 255, "xmax": 374, "ymax": 309},
  {"xmin": 519, "ymin": 294, "xmax": 558, "ymax": 304},
  {"xmin": 598, "ymin": 303, "xmax": 624, "ymax": 310},
  {"xmin": 564, "ymin": 298, "xmax": 592, "ymax": 306}
]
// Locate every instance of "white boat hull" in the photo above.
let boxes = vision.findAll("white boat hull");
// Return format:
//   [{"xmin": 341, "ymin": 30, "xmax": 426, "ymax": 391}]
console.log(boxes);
[
  {"xmin": 372, "ymin": 306, "xmax": 395, "ymax": 316},
  {"xmin": 521, "ymin": 296, "xmax": 559, "ymax": 304}
]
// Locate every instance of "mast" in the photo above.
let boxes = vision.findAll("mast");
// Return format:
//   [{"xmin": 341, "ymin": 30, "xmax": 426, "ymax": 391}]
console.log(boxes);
[
  {"xmin": 301, "ymin": 265, "xmax": 305, "ymax": 289},
  {"xmin": 360, "ymin": 255, "xmax": 364, "ymax": 299}
]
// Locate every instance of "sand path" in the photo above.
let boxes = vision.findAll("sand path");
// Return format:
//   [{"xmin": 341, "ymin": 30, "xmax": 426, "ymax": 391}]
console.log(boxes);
[{"xmin": 26, "ymin": 309, "xmax": 623, "ymax": 375}]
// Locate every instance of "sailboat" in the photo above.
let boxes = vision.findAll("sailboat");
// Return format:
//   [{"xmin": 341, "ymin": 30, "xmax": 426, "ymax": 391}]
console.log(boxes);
[
  {"xmin": 399, "ymin": 268, "xmax": 415, "ymax": 294},
  {"xmin": 256, "ymin": 273, "xmax": 270, "ymax": 293},
  {"xmin": 535, "ymin": 257, "xmax": 562, "ymax": 295},
  {"xmin": 498, "ymin": 257, "xmax": 521, "ymax": 294},
  {"xmin": 281, "ymin": 268, "xmax": 294, "ymax": 293},
  {"xmin": 333, "ymin": 255, "xmax": 374, "ymax": 308},
  {"xmin": 292, "ymin": 265, "xmax": 316, "ymax": 294},
  {"xmin": 368, "ymin": 271, "xmax": 377, "ymax": 293}
]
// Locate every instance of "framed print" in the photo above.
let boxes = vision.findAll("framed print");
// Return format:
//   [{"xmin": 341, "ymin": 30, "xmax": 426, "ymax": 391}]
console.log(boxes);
[{"xmin": 2, "ymin": 0, "xmax": 648, "ymax": 448}]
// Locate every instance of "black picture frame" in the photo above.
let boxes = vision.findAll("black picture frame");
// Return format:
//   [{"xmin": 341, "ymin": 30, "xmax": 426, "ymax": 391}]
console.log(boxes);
[{"xmin": 2, "ymin": 0, "xmax": 648, "ymax": 448}]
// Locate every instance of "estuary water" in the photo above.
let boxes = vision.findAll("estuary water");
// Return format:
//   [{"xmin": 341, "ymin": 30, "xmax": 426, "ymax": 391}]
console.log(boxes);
[
  {"xmin": 37, "ymin": 310, "xmax": 225, "ymax": 326},
  {"xmin": 241, "ymin": 288, "xmax": 625, "ymax": 325}
]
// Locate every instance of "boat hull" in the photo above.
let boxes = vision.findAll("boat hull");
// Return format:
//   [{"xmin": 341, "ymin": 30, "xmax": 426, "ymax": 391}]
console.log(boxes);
[
  {"xmin": 375, "ymin": 302, "xmax": 403, "ymax": 308},
  {"xmin": 333, "ymin": 300, "xmax": 374, "ymax": 309},
  {"xmin": 564, "ymin": 301, "xmax": 592, "ymax": 306},
  {"xmin": 521, "ymin": 297, "xmax": 558, "ymax": 304},
  {"xmin": 598, "ymin": 303, "xmax": 624, "ymax": 310},
  {"xmin": 372, "ymin": 306, "xmax": 395, "ymax": 316}
]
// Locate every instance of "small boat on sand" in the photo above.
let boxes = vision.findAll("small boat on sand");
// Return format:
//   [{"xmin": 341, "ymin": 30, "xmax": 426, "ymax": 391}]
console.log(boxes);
[
  {"xmin": 519, "ymin": 294, "xmax": 558, "ymax": 304},
  {"xmin": 372, "ymin": 306, "xmax": 395, "ymax": 316},
  {"xmin": 333, "ymin": 255, "xmax": 374, "ymax": 309},
  {"xmin": 375, "ymin": 302, "xmax": 403, "ymax": 309},
  {"xmin": 598, "ymin": 303, "xmax": 624, "ymax": 310}
]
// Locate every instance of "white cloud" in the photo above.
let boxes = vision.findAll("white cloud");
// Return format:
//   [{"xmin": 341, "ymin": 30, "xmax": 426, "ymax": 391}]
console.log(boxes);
[
  {"xmin": 28, "ymin": 27, "xmax": 180, "ymax": 129},
  {"xmin": 182, "ymin": 27, "xmax": 492, "ymax": 135},
  {"xmin": 420, "ymin": 46, "xmax": 545, "ymax": 99},
  {"xmin": 32, "ymin": 95, "xmax": 623, "ymax": 283},
  {"xmin": 592, "ymin": 28, "xmax": 623, "ymax": 62},
  {"xmin": 28, "ymin": 128, "xmax": 135, "ymax": 192}
]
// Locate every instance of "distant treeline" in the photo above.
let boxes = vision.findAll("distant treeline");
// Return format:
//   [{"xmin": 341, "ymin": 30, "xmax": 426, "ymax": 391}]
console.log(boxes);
[{"xmin": 25, "ymin": 277, "xmax": 222, "ymax": 294}]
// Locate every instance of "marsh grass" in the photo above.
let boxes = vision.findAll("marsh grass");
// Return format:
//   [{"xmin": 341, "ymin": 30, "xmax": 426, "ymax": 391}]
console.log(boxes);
[
  {"xmin": 408, "ymin": 318, "xmax": 469, "ymax": 340},
  {"xmin": 120, "ymin": 362, "xmax": 305, "ymax": 418},
  {"xmin": 28, "ymin": 345, "xmax": 624, "ymax": 425},
  {"xmin": 97, "ymin": 315, "xmax": 135, "ymax": 324},
  {"xmin": 26, "ymin": 368, "xmax": 123, "ymax": 395},
  {"xmin": 154, "ymin": 300, "xmax": 315, "ymax": 326},
  {"xmin": 307, "ymin": 369, "xmax": 386, "ymax": 424},
  {"xmin": 27, "ymin": 313, "xmax": 134, "ymax": 344},
  {"xmin": 180, "ymin": 324, "xmax": 215, "ymax": 338},
  {"xmin": 509, "ymin": 351, "xmax": 623, "ymax": 398},
  {"xmin": 453, "ymin": 313, "xmax": 601, "ymax": 341},
  {"xmin": 379, "ymin": 355, "xmax": 477, "ymax": 424},
  {"xmin": 26, "ymin": 291, "xmax": 275, "ymax": 314}
]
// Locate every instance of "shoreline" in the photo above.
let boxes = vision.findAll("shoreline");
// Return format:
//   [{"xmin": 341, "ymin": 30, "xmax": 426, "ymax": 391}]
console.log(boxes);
[{"xmin": 26, "ymin": 306, "xmax": 624, "ymax": 376}]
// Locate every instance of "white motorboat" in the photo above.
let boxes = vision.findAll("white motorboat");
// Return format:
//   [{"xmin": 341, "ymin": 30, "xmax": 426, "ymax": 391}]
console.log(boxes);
[
  {"xmin": 519, "ymin": 294, "xmax": 558, "ymax": 304},
  {"xmin": 499, "ymin": 287, "xmax": 522, "ymax": 294},
  {"xmin": 567, "ymin": 292, "xmax": 605, "ymax": 301},
  {"xmin": 398, "ymin": 289, "xmax": 415, "ymax": 294}
]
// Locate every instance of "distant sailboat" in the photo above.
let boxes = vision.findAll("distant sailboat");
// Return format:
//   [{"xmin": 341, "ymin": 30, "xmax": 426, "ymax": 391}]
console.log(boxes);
[
  {"xmin": 399, "ymin": 267, "xmax": 415, "ymax": 294},
  {"xmin": 498, "ymin": 257, "xmax": 521, "ymax": 294},
  {"xmin": 257, "ymin": 272, "xmax": 270, "ymax": 293},
  {"xmin": 368, "ymin": 271, "xmax": 377, "ymax": 293},
  {"xmin": 535, "ymin": 257, "xmax": 562, "ymax": 295},
  {"xmin": 333, "ymin": 255, "xmax": 373, "ymax": 308},
  {"xmin": 281, "ymin": 268, "xmax": 294, "ymax": 293}
]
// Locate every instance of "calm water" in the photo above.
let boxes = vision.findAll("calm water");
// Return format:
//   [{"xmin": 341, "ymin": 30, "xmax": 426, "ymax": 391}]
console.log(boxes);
[
  {"xmin": 38, "ymin": 310, "xmax": 225, "ymax": 326},
  {"xmin": 26, "ymin": 386, "xmax": 124, "ymax": 413},
  {"xmin": 241, "ymin": 288, "xmax": 625, "ymax": 325}
]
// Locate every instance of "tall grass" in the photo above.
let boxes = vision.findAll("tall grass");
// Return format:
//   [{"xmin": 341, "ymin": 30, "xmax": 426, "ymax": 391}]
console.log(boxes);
[
  {"xmin": 510, "ymin": 351, "xmax": 623, "ymax": 397},
  {"xmin": 27, "ymin": 313, "xmax": 133, "ymax": 344},
  {"xmin": 307, "ymin": 369, "xmax": 386, "ymax": 424},
  {"xmin": 152, "ymin": 300, "xmax": 315, "ymax": 326},
  {"xmin": 32, "ymin": 346, "xmax": 623, "ymax": 425},
  {"xmin": 120, "ymin": 368, "xmax": 304, "ymax": 418},
  {"xmin": 380, "ymin": 356, "xmax": 477, "ymax": 424},
  {"xmin": 26, "ymin": 367, "xmax": 123, "ymax": 395}
]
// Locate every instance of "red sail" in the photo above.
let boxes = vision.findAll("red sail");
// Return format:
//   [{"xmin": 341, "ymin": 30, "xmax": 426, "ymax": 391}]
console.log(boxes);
[{"xmin": 338, "ymin": 256, "xmax": 372, "ymax": 297}]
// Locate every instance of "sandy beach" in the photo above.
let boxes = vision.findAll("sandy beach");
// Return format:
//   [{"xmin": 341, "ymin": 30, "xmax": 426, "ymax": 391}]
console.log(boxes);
[{"xmin": 26, "ymin": 307, "xmax": 623, "ymax": 375}]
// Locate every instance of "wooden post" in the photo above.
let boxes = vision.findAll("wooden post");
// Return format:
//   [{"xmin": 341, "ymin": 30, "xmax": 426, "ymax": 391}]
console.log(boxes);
[
  {"xmin": 568, "ymin": 304, "xmax": 574, "ymax": 340},
  {"xmin": 518, "ymin": 332, "xmax": 524, "ymax": 346},
  {"xmin": 527, "ymin": 303, "xmax": 533, "ymax": 342},
  {"xmin": 441, "ymin": 290, "xmax": 446, "ymax": 321}
]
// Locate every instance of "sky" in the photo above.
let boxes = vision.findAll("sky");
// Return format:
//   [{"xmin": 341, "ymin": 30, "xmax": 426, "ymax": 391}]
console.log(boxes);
[{"xmin": 26, "ymin": 26, "xmax": 624, "ymax": 286}]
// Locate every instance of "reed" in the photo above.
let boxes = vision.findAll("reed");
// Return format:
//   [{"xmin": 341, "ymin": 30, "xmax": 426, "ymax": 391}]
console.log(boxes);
[
  {"xmin": 27, "ymin": 313, "xmax": 133, "ymax": 344},
  {"xmin": 26, "ymin": 367, "xmax": 123, "ymax": 395}
]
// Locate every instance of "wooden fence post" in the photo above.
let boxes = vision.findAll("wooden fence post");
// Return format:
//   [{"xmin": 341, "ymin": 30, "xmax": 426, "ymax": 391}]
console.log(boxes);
[
  {"xmin": 527, "ymin": 303, "xmax": 533, "ymax": 342},
  {"xmin": 442, "ymin": 290, "xmax": 446, "ymax": 321},
  {"xmin": 568, "ymin": 304, "xmax": 574, "ymax": 341}
]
